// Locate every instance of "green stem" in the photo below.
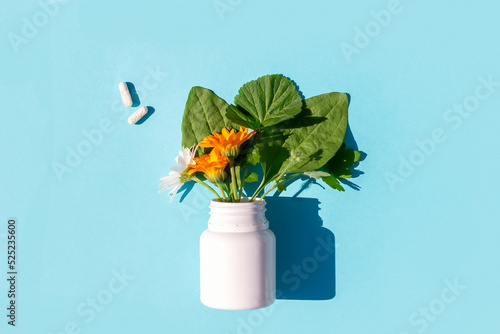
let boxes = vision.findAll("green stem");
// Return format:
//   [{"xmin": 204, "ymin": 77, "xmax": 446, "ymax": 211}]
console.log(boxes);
[
  {"xmin": 229, "ymin": 161, "xmax": 239, "ymax": 202},
  {"xmin": 250, "ymin": 177, "xmax": 267, "ymax": 202},
  {"xmin": 282, "ymin": 173, "xmax": 300, "ymax": 183},
  {"xmin": 218, "ymin": 184, "xmax": 228, "ymax": 201},
  {"xmin": 238, "ymin": 165, "xmax": 249, "ymax": 200},
  {"xmin": 250, "ymin": 155, "xmax": 300, "ymax": 201},
  {"xmin": 191, "ymin": 176, "xmax": 221, "ymax": 200},
  {"xmin": 259, "ymin": 185, "xmax": 276, "ymax": 199},
  {"xmin": 259, "ymin": 173, "xmax": 300, "ymax": 200}
]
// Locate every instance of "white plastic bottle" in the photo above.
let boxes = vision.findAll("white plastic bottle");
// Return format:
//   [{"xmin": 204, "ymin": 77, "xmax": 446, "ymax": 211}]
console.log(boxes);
[{"xmin": 200, "ymin": 198, "xmax": 276, "ymax": 310}]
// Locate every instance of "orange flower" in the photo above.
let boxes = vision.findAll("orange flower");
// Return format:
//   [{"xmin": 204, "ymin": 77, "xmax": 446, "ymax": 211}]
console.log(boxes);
[
  {"xmin": 199, "ymin": 127, "xmax": 256, "ymax": 158},
  {"xmin": 188, "ymin": 149, "xmax": 229, "ymax": 184}
]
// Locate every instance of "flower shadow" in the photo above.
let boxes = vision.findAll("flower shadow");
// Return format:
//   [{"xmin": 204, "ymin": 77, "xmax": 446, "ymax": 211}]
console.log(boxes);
[
  {"xmin": 265, "ymin": 197, "xmax": 336, "ymax": 300},
  {"xmin": 178, "ymin": 182, "xmax": 195, "ymax": 202}
]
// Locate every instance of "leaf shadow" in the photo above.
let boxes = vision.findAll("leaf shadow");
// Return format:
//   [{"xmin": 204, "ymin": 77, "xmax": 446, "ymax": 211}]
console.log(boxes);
[
  {"xmin": 292, "ymin": 176, "xmax": 325, "ymax": 198},
  {"xmin": 341, "ymin": 121, "xmax": 367, "ymax": 190},
  {"xmin": 278, "ymin": 104, "xmax": 327, "ymax": 130},
  {"xmin": 340, "ymin": 93, "xmax": 367, "ymax": 190}
]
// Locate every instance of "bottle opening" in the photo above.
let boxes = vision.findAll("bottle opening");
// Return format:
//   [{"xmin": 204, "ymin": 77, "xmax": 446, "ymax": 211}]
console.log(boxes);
[{"xmin": 208, "ymin": 197, "xmax": 269, "ymax": 232}]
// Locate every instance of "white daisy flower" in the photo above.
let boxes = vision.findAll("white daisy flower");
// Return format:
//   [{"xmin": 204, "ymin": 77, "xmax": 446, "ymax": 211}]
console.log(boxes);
[{"xmin": 159, "ymin": 146, "xmax": 197, "ymax": 202}]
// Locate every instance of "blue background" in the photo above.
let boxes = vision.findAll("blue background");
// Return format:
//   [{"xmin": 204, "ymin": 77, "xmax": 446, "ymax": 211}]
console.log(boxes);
[{"xmin": 1, "ymin": 0, "xmax": 499, "ymax": 333}]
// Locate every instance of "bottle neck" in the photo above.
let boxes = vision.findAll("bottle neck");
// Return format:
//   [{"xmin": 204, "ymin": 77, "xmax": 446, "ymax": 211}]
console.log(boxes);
[{"xmin": 208, "ymin": 198, "xmax": 269, "ymax": 232}]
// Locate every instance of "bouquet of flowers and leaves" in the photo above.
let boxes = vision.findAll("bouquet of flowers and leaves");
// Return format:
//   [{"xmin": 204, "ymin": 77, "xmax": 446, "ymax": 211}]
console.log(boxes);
[{"xmin": 159, "ymin": 74, "xmax": 361, "ymax": 202}]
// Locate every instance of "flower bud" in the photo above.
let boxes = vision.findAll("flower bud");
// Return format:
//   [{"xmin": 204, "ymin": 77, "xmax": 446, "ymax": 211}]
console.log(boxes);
[{"xmin": 207, "ymin": 171, "xmax": 227, "ymax": 184}]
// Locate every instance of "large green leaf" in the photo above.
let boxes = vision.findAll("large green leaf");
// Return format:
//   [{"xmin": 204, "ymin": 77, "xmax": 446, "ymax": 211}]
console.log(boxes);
[
  {"xmin": 228, "ymin": 74, "xmax": 302, "ymax": 128},
  {"xmin": 181, "ymin": 87, "xmax": 235, "ymax": 150},
  {"xmin": 225, "ymin": 105, "xmax": 260, "ymax": 129},
  {"xmin": 281, "ymin": 92, "xmax": 348, "ymax": 173}
]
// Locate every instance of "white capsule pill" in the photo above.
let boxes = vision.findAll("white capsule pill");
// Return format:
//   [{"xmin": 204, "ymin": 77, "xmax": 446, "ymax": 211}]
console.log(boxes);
[
  {"xmin": 128, "ymin": 106, "xmax": 148, "ymax": 124},
  {"xmin": 119, "ymin": 82, "xmax": 133, "ymax": 107}
]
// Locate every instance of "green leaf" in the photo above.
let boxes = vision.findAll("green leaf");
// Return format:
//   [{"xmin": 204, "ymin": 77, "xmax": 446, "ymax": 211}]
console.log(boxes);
[
  {"xmin": 225, "ymin": 105, "xmax": 260, "ymax": 129},
  {"xmin": 354, "ymin": 150, "xmax": 361, "ymax": 163},
  {"xmin": 322, "ymin": 175, "xmax": 345, "ymax": 192},
  {"xmin": 232, "ymin": 74, "xmax": 302, "ymax": 128},
  {"xmin": 337, "ymin": 170, "xmax": 352, "ymax": 179},
  {"xmin": 181, "ymin": 86, "xmax": 236, "ymax": 151},
  {"xmin": 276, "ymin": 180, "xmax": 287, "ymax": 192},
  {"xmin": 238, "ymin": 138, "xmax": 260, "ymax": 167},
  {"xmin": 259, "ymin": 142, "xmax": 289, "ymax": 184},
  {"xmin": 245, "ymin": 146, "xmax": 260, "ymax": 165},
  {"xmin": 304, "ymin": 171, "xmax": 330, "ymax": 179},
  {"xmin": 255, "ymin": 128, "xmax": 290, "ymax": 185},
  {"xmin": 244, "ymin": 172, "xmax": 259, "ymax": 183},
  {"xmin": 323, "ymin": 143, "xmax": 360, "ymax": 179},
  {"xmin": 280, "ymin": 92, "xmax": 349, "ymax": 173},
  {"xmin": 320, "ymin": 143, "xmax": 362, "ymax": 192}
]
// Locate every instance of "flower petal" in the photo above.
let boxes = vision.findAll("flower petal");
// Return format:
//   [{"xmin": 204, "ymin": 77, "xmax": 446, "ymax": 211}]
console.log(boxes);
[
  {"xmin": 169, "ymin": 184, "xmax": 182, "ymax": 202},
  {"xmin": 170, "ymin": 166, "xmax": 183, "ymax": 173}
]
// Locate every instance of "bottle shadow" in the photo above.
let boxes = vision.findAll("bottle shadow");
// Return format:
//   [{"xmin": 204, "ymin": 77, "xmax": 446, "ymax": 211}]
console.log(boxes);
[{"xmin": 265, "ymin": 197, "xmax": 336, "ymax": 300}]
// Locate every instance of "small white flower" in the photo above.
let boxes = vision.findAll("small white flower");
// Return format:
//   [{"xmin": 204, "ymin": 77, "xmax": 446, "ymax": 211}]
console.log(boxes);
[{"xmin": 159, "ymin": 146, "xmax": 197, "ymax": 202}]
